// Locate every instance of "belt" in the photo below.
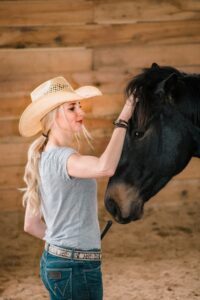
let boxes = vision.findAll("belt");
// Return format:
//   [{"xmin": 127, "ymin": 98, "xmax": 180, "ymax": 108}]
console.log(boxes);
[{"xmin": 45, "ymin": 242, "xmax": 102, "ymax": 261}]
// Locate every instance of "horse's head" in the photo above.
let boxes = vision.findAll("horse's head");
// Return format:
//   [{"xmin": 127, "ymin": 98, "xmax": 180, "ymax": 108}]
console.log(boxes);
[{"xmin": 105, "ymin": 63, "xmax": 200, "ymax": 224}]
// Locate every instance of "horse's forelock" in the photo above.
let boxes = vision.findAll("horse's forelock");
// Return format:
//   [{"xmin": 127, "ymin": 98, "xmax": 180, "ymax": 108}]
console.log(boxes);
[{"xmin": 125, "ymin": 65, "xmax": 184, "ymax": 129}]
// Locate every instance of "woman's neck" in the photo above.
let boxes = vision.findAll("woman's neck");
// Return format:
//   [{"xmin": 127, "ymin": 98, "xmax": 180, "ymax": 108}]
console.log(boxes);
[{"xmin": 45, "ymin": 130, "xmax": 77, "ymax": 150}]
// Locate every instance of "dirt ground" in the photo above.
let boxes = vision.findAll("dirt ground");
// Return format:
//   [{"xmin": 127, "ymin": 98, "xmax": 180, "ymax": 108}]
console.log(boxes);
[{"xmin": 0, "ymin": 192, "xmax": 200, "ymax": 300}]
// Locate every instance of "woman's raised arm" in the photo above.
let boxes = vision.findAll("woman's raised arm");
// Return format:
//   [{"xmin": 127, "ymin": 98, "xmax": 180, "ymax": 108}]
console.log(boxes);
[{"xmin": 67, "ymin": 96, "xmax": 136, "ymax": 179}]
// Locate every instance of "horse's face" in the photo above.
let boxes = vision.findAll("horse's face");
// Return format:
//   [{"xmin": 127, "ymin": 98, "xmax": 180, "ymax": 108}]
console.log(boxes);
[
  {"xmin": 105, "ymin": 107, "xmax": 194, "ymax": 224},
  {"xmin": 105, "ymin": 64, "xmax": 200, "ymax": 224}
]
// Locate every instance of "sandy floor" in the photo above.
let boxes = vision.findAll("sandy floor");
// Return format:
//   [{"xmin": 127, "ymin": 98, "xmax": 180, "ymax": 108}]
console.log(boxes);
[{"xmin": 0, "ymin": 194, "xmax": 200, "ymax": 300}]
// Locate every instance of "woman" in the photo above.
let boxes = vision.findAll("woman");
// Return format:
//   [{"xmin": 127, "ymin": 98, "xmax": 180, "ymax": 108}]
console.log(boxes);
[{"xmin": 19, "ymin": 76, "xmax": 136, "ymax": 300}]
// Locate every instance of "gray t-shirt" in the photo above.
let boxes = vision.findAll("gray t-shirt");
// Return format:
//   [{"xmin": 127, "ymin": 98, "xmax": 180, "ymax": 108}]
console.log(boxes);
[{"xmin": 38, "ymin": 146, "xmax": 101, "ymax": 250}]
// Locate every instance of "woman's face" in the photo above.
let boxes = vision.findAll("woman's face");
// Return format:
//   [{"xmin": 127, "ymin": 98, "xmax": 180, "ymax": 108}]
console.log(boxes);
[{"xmin": 55, "ymin": 101, "xmax": 85, "ymax": 133}]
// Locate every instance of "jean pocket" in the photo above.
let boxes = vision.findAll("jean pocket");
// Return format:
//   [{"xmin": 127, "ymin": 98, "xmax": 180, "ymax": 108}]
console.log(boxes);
[
  {"xmin": 45, "ymin": 267, "xmax": 72, "ymax": 299},
  {"xmin": 83, "ymin": 260, "xmax": 101, "ymax": 271},
  {"xmin": 83, "ymin": 262, "xmax": 102, "ymax": 285}
]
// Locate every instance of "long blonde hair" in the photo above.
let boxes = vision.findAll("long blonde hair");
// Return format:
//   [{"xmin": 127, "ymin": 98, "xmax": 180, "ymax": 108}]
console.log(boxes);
[{"xmin": 21, "ymin": 105, "xmax": 94, "ymax": 215}]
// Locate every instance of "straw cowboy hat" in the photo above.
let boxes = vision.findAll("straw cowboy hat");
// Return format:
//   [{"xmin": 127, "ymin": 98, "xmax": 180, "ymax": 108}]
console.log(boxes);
[{"xmin": 19, "ymin": 76, "xmax": 102, "ymax": 137}]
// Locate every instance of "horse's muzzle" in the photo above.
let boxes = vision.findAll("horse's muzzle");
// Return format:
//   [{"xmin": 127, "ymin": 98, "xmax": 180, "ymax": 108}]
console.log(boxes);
[{"xmin": 104, "ymin": 182, "xmax": 144, "ymax": 224}]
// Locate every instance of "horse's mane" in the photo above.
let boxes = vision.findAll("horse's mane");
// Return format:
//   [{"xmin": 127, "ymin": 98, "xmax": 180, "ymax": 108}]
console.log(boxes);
[
  {"xmin": 125, "ymin": 64, "xmax": 200, "ymax": 129},
  {"xmin": 182, "ymin": 75, "xmax": 200, "ymax": 126}
]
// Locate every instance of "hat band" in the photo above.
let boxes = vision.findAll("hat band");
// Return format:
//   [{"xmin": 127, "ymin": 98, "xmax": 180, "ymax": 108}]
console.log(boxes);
[{"xmin": 33, "ymin": 83, "xmax": 73, "ymax": 102}]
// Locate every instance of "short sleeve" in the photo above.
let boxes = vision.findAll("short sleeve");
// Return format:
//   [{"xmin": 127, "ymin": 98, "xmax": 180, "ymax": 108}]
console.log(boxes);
[{"xmin": 50, "ymin": 147, "xmax": 77, "ymax": 180}]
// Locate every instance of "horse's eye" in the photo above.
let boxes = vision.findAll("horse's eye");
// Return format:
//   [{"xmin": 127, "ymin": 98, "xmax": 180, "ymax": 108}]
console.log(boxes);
[{"xmin": 134, "ymin": 131, "xmax": 144, "ymax": 138}]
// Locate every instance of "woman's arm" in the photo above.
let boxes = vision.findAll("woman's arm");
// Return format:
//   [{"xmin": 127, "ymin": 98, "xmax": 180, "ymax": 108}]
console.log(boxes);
[
  {"xmin": 67, "ymin": 97, "xmax": 136, "ymax": 178},
  {"xmin": 24, "ymin": 200, "xmax": 46, "ymax": 239}
]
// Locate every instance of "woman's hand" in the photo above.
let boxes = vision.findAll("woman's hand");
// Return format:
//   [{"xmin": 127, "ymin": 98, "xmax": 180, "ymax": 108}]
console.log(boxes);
[{"xmin": 118, "ymin": 94, "xmax": 138, "ymax": 122}]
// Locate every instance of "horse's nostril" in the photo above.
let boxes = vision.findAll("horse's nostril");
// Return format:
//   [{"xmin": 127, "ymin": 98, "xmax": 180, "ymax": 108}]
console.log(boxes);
[{"xmin": 106, "ymin": 197, "xmax": 118, "ymax": 217}]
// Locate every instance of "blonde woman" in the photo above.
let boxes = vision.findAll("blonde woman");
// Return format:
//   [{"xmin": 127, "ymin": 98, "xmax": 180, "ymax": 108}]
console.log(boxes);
[{"xmin": 19, "ymin": 76, "xmax": 136, "ymax": 300}]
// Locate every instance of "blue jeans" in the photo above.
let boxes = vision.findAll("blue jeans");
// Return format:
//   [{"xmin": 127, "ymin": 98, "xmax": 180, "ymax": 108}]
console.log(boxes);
[{"xmin": 40, "ymin": 250, "xmax": 103, "ymax": 300}]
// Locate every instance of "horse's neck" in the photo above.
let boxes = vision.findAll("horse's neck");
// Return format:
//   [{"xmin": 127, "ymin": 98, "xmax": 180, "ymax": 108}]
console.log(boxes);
[{"xmin": 179, "ymin": 76, "xmax": 200, "ymax": 128}]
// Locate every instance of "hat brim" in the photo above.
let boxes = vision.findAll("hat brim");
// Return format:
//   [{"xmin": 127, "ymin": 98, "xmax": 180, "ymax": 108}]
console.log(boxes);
[{"xmin": 19, "ymin": 86, "xmax": 102, "ymax": 137}]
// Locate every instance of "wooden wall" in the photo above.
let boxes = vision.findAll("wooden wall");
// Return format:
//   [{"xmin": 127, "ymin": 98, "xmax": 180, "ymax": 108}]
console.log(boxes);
[{"xmin": 0, "ymin": 0, "xmax": 200, "ymax": 212}]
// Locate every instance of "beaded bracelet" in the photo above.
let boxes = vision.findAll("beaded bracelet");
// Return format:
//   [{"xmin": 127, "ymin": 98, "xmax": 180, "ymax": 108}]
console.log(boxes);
[{"xmin": 113, "ymin": 119, "xmax": 128, "ymax": 129}]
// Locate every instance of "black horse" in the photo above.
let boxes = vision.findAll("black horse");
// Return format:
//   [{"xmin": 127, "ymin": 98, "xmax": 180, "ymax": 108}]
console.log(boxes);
[{"xmin": 105, "ymin": 63, "xmax": 200, "ymax": 224}]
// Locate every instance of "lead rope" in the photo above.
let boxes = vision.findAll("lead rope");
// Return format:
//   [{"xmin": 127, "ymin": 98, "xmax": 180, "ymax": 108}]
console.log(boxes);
[{"xmin": 101, "ymin": 220, "xmax": 113, "ymax": 240}]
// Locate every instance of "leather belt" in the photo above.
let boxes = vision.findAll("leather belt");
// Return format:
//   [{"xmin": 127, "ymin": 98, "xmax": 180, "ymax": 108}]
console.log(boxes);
[{"xmin": 45, "ymin": 242, "xmax": 102, "ymax": 261}]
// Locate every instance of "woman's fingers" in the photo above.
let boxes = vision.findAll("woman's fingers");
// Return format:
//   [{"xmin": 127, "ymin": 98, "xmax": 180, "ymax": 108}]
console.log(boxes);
[{"xmin": 126, "ymin": 94, "xmax": 139, "ymax": 105}]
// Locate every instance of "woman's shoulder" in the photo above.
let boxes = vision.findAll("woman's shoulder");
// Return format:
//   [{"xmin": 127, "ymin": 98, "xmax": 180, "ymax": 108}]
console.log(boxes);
[
  {"xmin": 40, "ymin": 146, "xmax": 78, "ymax": 165},
  {"xmin": 42, "ymin": 145, "xmax": 77, "ymax": 155},
  {"xmin": 40, "ymin": 146, "xmax": 78, "ymax": 180}
]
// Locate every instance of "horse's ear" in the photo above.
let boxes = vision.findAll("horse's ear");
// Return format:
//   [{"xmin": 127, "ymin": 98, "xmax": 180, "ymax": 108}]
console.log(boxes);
[
  {"xmin": 162, "ymin": 73, "xmax": 178, "ymax": 93},
  {"xmin": 151, "ymin": 63, "xmax": 160, "ymax": 70},
  {"xmin": 155, "ymin": 73, "xmax": 178, "ymax": 103}
]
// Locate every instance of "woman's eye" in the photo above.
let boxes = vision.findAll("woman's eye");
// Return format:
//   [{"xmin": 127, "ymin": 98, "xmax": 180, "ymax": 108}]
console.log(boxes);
[{"xmin": 68, "ymin": 105, "xmax": 82, "ymax": 111}]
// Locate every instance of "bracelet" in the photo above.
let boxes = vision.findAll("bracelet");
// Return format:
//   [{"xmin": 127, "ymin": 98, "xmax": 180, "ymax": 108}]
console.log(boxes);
[
  {"xmin": 113, "ymin": 119, "xmax": 128, "ymax": 129},
  {"xmin": 114, "ymin": 123, "xmax": 128, "ymax": 129}
]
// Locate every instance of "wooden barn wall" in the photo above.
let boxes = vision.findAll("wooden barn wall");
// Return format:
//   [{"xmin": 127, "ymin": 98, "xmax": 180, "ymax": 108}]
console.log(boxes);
[{"xmin": 0, "ymin": 0, "xmax": 199, "ymax": 211}]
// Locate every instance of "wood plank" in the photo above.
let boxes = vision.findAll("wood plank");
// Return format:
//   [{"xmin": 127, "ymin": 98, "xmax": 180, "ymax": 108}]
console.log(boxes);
[
  {"xmin": 0, "ymin": 0, "xmax": 93, "ymax": 26},
  {"xmin": 0, "ymin": 136, "xmax": 32, "ymax": 144},
  {"xmin": 0, "ymin": 70, "xmax": 137, "ymax": 94},
  {"xmin": 94, "ymin": 44, "xmax": 200, "ymax": 71},
  {"xmin": 0, "ymin": 92, "xmax": 124, "ymax": 118},
  {"xmin": 0, "ymin": 73, "xmax": 80, "ymax": 93},
  {"xmin": 0, "ymin": 62, "xmax": 200, "ymax": 95},
  {"xmin": 0, "ymin": 48, "xmax": 92, "ymax": 79},
  {"xmin": 178, "ymin": 65, "xmax": 200, "ymax": 74},
  {"xmin": 0, "ymin": 93, "xmax": 28, "ymax": 118},
  {"xmin": 0, "ymin": 166, "xmax": 24, "ymax": 188},
  {"xmin": 0, "ymin": 20, "xmax": 199, "ymax": 48},
  {"xmin": 0, "ymin": 189, "xmax": 23, "ymax": 211},
  {"xmin": 94, "ymin": 0, "xmax": 200, "ymax": 23},
  {"xmin": 0, "ymin": 113, "xmax": 116, "ymax": 138},
  {"xmin": 0, "ymin": 143, "xmax": 29, "ymax": 166},
  {"xmin": 1, "ymin": 0, "xmax": 199, "ymax": 27},
  {"xmin": 0, "ymin": 65, "xmax": 199, "ymax": 96},
  {"xmin": 0, "ymin": 119, "xmax": 20, "ymax": 137}
]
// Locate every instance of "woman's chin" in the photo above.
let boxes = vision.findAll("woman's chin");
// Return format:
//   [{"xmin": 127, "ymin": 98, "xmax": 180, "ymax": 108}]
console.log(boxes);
[{"xmin": 74, "ymin": 123, "xmax": 83, "ymax": 132}]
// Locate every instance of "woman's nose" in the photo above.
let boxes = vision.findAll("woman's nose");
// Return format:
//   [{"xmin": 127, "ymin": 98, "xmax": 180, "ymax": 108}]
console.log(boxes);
[{"xmin": 78, "ymin": 107, "xmax": 85, "ymax": 117}]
